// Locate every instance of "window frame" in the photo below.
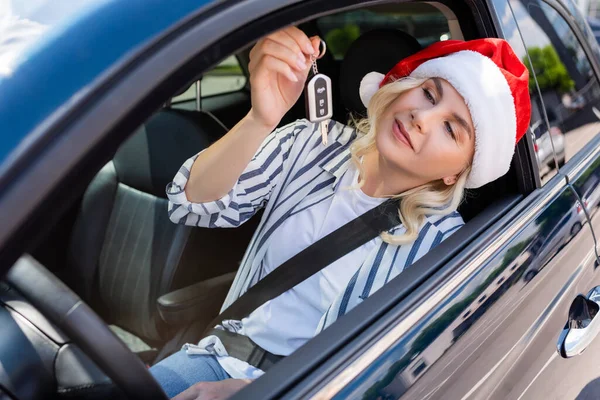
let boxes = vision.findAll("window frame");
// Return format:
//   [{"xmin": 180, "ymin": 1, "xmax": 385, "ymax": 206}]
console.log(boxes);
[
  {"xmin": 0, "ymin": 0, "xmax": 537, "ymax": 266},
  {"xmin": 0, "ymin": 0, "xmax": 547, "ymax": 399}
]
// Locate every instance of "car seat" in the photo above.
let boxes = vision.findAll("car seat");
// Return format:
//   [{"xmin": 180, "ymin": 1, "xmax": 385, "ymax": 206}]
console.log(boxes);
[{"xmin": 65, "ymin": 107, "xmax": 260, "ymax": 363}]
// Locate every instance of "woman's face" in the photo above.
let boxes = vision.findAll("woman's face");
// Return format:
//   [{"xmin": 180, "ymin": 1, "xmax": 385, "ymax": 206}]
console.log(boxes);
[{"xmin": 375, "ymin": 78, "xmax": 476, "ymax": 186}]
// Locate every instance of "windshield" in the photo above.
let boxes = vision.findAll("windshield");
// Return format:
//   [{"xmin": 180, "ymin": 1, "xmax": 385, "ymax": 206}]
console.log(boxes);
[{"xmin": 0, "ymin": 0, "xmax": 107, "ymax": 79}]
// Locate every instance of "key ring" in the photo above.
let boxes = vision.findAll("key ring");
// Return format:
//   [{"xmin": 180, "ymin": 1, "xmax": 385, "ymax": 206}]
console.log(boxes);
[
  {"xmin": 317, "ymin": 39, "xmax": 327, "ymax": 59},
  {"xmin": 310, "ymin": 39, "xmax": 327, "ymax": 75},
  {"xmin": 310, "ymin": 39, "xmax": 327, "ymax": 62}
]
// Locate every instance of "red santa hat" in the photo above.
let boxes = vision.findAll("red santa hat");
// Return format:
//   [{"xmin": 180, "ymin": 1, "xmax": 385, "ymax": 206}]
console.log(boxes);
[{"xmin": 359, "ymin": 38, "xmax": 531, "ymax": 189}]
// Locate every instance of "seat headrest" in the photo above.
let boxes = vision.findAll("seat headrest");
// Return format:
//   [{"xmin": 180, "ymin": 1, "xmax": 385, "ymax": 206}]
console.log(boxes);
[
  {"xmin": 113, "ymin": 109, "xmax": 222, "ymax": 198},
  {"xmin": 339, "ymin": 29, "xmax": 422, "ymax": 115}
]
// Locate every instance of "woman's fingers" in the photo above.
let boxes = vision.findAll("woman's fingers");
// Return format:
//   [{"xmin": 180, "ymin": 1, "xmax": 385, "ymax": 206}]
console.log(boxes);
[
  {"xmin": 268, "ymin": 30, "xmax": 304, "ymax": 56},
  {"xmin": 261, "ymin": 38, "xmax": 308, "ymax": 71},
  {"xmin": 248, "ymin": 27, "xmax": 322, "ymax": 84},
  {"xmin": 283, "ymin": 26, "xmax": 315, "ymax": 55},
  {"xmin": 253, "ymin": 54, "xmax": 299, "ymax": 83},
  {"xmin": 249, "ymin": 47, "xmax": 303, "ymax": 79},
  {"xmin": 248, "ymin": 37, "xmax": 263, "ymax": 60}
]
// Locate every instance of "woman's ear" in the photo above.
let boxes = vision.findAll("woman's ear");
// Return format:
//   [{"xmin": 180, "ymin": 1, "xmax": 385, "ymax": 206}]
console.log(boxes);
[{"xmin": 443, "ymin": 175, "xmax": 458, "ymax": 186}]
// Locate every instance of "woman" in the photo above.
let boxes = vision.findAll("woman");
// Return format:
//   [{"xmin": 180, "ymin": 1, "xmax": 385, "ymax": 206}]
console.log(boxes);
[{"xmin": 152, "ymin": 26, "xmax": 530, "ymax": 399}]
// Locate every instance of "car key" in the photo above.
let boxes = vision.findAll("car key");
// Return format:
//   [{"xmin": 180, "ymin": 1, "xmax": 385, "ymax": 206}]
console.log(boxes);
[{"xmin": 305, "ymin": 41, "xmax": 333, "ymax": 145}]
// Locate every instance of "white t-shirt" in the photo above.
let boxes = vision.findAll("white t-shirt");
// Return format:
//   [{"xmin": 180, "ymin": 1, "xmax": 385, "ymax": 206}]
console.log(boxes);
[{"xmin": 186, "ymin": 164, "xmax": 385, "ymax": 379}]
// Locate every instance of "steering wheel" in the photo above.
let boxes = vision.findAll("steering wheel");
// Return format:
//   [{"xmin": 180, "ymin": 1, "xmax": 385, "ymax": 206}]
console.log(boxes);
[{"xmin": 6, "ymin": 255, "xmax": 168, "ymax": 400}]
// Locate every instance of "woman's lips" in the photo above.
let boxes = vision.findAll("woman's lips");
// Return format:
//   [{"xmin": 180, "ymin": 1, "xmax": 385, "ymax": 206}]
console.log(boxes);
[{"xmin": 392, "ymin": 119, "xmax": 413, "ymax": 150}]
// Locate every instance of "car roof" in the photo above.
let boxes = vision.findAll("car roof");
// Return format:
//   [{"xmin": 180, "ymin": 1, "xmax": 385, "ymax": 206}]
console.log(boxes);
[{"xmin": 0, "ymin": 0, "xmax": 214, "ymax": 174}]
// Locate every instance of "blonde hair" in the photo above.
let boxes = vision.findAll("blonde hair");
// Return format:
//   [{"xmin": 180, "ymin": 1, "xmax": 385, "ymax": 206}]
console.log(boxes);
[{"xmin": 350, "ymin": 76, "xmax": 470, "ymax": 246}]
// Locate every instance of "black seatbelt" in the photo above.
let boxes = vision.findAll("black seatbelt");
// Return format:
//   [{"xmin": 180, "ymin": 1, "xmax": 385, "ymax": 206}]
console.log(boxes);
[{"xmin": 205, "ymin": 198, "xmax": 401, "ymax": 333}]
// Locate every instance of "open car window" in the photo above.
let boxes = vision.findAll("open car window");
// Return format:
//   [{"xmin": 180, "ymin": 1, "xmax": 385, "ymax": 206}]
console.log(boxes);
[
  {"xmin": 0, "ymin": 0, "xmax": 559, "ymax": 398},
  {"xmin": 26, "ymin": 0, "xmax": 525, "ymax": 365}
]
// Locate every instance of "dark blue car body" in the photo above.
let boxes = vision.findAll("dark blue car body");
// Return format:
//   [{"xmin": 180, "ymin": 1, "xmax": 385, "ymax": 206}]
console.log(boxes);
[{"xmin": 0, "ymin": 0, "xmax": 213, "ymax": 179}]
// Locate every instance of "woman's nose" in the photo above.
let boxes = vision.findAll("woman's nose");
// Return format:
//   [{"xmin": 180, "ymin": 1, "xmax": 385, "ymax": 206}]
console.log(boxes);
[{"xmin": 411, "ymin": 108, "xmax": 431, "ymax": 134}]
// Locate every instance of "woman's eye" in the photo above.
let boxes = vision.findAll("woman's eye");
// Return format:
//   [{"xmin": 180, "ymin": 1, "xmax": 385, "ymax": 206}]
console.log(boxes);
[
  {"xmin": 423, "ymin": 88, "xmax": 435, "ymax": 104},
  {"xmin": 445, "ymin": 121, "xmax": 456, "ymax": 140}
]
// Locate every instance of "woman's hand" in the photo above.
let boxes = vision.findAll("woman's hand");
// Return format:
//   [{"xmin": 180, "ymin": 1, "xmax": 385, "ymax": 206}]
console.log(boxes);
[
  {"xmin": 183, "ymin": 27, "xmax": 322, "ymax": 204},
  {"xmin": 171, "ymin": 379, "xmax": 251, "ymax": 400},
  {"xmin": 248, "ymin": 26, "xmax": 322, "ymax": 130}
]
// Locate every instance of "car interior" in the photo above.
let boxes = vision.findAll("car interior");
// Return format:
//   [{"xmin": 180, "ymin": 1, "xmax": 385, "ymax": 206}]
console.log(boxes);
[{"xmin": 3, "ymin": 0, "xmax": 534, "ymax": 396}]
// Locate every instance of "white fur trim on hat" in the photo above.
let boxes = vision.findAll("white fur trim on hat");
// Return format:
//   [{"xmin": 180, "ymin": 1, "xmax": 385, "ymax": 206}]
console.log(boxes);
[
  {"xmin": 411, "ymin": 50, "xmax": 516, "ymax": 188},
  {"xmin": 359, "ymin": 72, "xmax": 385, "ymax": 108}
]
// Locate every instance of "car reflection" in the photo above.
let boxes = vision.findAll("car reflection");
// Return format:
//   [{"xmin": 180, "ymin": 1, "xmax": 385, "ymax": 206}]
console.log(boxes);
[
  {"xmin": 393, "ymin": 246, "xmax": 533, "ymax": 392},
  {"xmin": 522, "ymin": 200, "xmax": 587, "ymax": 282},
  {"xmin": 574, "ymin": 158, "xmax": 600, "ymax": 220},
  {"xmin": 587, "ymin": 17, "xmax": 600, "ymax": 45},
  {"xmin": 532, "ymin": 119, "xmax": 566, "ymax": 175},
  {"xmin": 363, "ymin": 192, "xmax": 586, "ymax": 399}
]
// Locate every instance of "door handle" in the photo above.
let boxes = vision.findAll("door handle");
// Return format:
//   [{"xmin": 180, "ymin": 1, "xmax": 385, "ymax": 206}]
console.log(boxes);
[{"xmin": 557, "ymin": 286, "xmax": 600, "ymax": 358}]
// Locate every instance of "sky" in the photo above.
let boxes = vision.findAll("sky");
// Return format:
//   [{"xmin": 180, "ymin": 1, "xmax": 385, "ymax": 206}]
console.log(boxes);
[{"xmin": 1, "ymin": 0, "xmax": 101, "ymax": 26}]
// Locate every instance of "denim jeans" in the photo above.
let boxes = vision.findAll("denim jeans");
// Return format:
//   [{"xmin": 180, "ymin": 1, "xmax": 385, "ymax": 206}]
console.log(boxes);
[{"xmin": 150, "ymin": 350, "xmax": 230, "ymax": 398}]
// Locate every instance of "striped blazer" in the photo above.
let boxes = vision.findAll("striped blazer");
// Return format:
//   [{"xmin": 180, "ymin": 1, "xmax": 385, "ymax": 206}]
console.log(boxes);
[{"xmin": 166, "ymin": 119, "xmax": 464, "ymax": 333}]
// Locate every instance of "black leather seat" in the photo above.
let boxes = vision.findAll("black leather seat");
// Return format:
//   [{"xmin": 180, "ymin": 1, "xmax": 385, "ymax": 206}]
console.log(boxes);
[
  {"xmin": 338, "ymin": 29, "xmax": 422, "ymax": 118},
  {"xmin": 65, "ymin": 108, "xmax": 259, "ymax": 361}
]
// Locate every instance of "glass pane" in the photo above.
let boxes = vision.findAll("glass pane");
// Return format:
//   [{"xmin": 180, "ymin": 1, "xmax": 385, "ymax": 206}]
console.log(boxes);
[
  {"xmin": 201, "ymin": 55, "xmax": 246, "ymax": 97},
  {"xmin": 511, "ymin": 0, "xmax": 600, "ymax": 168},
  {"xmin": 561, "ymin": 0, "xmax": 600, "ymax": 63},
  {"xmin": 492, "ymin": 0, "xmax": 559, "ymax": 184},
  {"xmin": 172, "ymin": 56, "xmax": 246, "ymax": 103},
  {"xmin": 172, "ymin": 83, "xmax": 197, "ymax": 103}
]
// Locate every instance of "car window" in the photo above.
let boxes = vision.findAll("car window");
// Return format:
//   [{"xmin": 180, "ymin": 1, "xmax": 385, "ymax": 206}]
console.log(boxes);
[
  {"xmin": 315, "ymin": 4, "xmax": 450, "ymax": 60},
  {"xmin": 511, "ymin": 0, "xmax": 600, "ymax": 169},
  {"xmin": 172, "ymin": 55, "xmax": 246, "ymax": 103},
  {"xmin": 561, "ymin": 1, "xmax": 600, "ymax": 64},
  {"xmin": 492, "ymin": 0, "xmax": 560, "ymax": 184}
]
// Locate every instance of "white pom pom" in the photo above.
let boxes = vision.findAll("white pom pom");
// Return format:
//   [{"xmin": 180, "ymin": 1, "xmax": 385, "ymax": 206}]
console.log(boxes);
[{"xmin": 359, "ymin": 72, "xmax": 385, "ymax": 108}]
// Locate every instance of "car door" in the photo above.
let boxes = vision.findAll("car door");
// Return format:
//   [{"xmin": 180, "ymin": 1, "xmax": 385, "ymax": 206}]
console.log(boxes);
[
  {"xmin": 233, "ymin": 1, "xmax": 600, "ymax": 399},
  {"xmin": 260, "ymin": 159, "xmax": 598, "ymax": 399},
  {"xmin": 511, "ymin": 0, "xmax": 600, "ymax": 391}
]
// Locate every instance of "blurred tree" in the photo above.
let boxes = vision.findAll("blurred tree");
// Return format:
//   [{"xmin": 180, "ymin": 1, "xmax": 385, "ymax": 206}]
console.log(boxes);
[
  {"xmin": 325, "ymin": 24, "xmax": 360, "ymax": 58},
  {"xmin": 523, "ymin": 45, "xmax": 575, "ymax": 93}
]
